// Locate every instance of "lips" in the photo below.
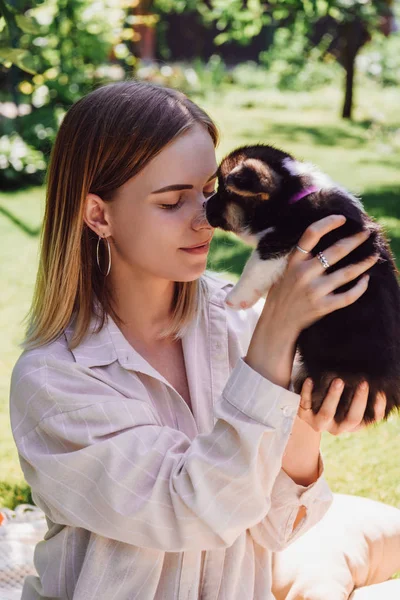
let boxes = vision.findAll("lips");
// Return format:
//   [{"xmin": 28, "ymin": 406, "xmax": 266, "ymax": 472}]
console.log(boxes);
[{"xmin": 181, "ymin": 238, "xmax": 212, "ymax": 249}]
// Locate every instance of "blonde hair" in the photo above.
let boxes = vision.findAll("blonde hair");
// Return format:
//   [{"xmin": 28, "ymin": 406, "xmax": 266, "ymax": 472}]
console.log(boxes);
[{"xmin": 21, "ymin": 80, "xmax": 219, "ymax": 351}]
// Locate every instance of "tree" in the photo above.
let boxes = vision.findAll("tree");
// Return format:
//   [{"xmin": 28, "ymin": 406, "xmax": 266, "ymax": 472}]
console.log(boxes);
[
  {"xmin": 199, "ymin": 0, "xmax": 398, "ymax": 120},
  {"xmin": 152, "ymin": 0, "xmax": 397, "ymax": 120},
  {"xmin": 309, "ymin": 1, "xmax": 397, "ymax": 118}
]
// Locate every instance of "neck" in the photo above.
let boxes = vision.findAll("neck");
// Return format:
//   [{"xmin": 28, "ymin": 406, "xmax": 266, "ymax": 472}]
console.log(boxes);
[{"xmin": 107, "ymin": 264, "xmax": 176, "ymax": 346}]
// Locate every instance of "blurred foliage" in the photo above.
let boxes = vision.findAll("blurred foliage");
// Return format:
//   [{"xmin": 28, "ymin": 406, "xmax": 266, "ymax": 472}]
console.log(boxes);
[
  {"xmin": 0, "ymin": 132, "xmax": 47, "ymax": 185},
  {"xmin": 134, "ymin": 26, "xmax": 400, "ymax": 95},
  {"xmin": 152, "ymin": 0, "xmax": 396, "ymax": 46},
  {"xmin": 0, "ymin": 0, "xmax": 399, "ymax": 187},
  {"xmin": 0, "ymin": 0, "xmax": 137, "ymax": 188}
]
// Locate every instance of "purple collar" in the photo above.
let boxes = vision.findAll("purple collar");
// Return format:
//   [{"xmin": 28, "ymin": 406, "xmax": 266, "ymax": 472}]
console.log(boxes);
[{"xmin": 288, "ymin": 186, "xmax": 319, "ymax": 205}]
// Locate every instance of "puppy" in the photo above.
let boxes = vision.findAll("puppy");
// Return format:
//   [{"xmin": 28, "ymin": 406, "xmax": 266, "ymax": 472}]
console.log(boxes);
[{"xmin": 205, "ymin": 144, "xmax": 400, "ymax": 424}]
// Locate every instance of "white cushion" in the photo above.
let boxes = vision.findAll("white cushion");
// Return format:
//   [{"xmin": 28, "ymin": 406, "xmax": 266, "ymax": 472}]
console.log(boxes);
[{"xmin": 349, "ymin": 579, "xmax": 400, "ymax": 599}]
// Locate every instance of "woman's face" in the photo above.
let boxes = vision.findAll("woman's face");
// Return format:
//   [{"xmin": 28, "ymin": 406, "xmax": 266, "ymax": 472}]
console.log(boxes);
[{"xmin": 103, "ymin": 123, "xmax": 218, "ymax": 283}]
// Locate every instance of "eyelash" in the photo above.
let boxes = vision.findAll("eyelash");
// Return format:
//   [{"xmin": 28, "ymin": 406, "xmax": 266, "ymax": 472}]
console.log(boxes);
[{"xmin": 160, "ymin": 190, "xmax": 216, "ymax": 211}]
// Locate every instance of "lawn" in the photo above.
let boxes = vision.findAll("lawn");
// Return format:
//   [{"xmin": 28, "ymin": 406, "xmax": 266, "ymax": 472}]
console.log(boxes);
[{"xmin": 1, "ymin": 80, "xmax": 400, "ymax": 509}]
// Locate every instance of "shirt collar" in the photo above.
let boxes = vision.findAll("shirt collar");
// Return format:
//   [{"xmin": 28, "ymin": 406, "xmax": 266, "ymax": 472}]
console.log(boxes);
[{"xmin": 64, "ymin": 272, "xmax": 230, "ymax": 373}]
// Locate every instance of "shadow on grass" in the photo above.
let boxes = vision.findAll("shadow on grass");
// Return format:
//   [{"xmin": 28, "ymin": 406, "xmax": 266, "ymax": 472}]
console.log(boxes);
[
  {"xmin": 239, "ymin": 123, "xmax": 370, "ymax": 148},
  {"xmin": 208, "ymin": 231, "xmax": 252, "ymax": 277},
  {"xmin": 363, "ymin": 187, "xmax": 400, "ymax": 264},
  {"xmin": 357, "ymin": 157, "xmax": 400, "ymax": 171},
  {"xmin": 362, "ymin": 187, "xmax": 400, "ymax": 218},
  {"xmin": 0, "ymin": 205, "xmax": 41, "ymax": 236}
]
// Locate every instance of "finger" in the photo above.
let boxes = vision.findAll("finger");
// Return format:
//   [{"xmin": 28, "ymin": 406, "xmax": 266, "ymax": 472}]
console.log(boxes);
[
  {"xmin": 298, "ymin": 378, "xmax": 313, "ymax": 411},
  {"xmin": 291, "ymin": 215, "xmax": 347, "ymax": 265},
  {"xmin": 311, "ymin": 378, "xmax": 344, "ymax": 432},
  {"xmin": 316, "ymin": 254, "xmax": 378, "ymax": 297},
  {"xmin": 374, "ymin": 391, "xmax": 387, "ymax": 422},
  {"xmin": 323, "ymin": 272, "xmax": 370, "ymax": 312},
  {"xmin": 334, "ymin": 380, "xmax": 369, "ymax": 434},
  {"xmin": 347, "ymin": 391, "xmax": 387, "ymax": 433},
  {"xmin": 298, "ymin": 379, "xmax": 320, "ymax": 429},
  {"xmin": 305, "ymin": 229, "xmax": 372, "ymax": 278}
]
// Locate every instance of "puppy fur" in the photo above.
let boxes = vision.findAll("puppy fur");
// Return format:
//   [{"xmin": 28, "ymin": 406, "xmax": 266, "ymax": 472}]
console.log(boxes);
[{"xmin": 205, "ymin": 144, "xmax": 400, "ymax": 424}]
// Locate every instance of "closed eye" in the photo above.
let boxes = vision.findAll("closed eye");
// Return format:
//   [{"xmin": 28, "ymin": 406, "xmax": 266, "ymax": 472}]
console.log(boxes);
[{"xmin": 160, "ymin": 187, "xmax": 216, "ymax": 210}]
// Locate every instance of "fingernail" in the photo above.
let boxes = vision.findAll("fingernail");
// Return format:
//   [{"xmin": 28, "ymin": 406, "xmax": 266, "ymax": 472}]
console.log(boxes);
[
  {"xmin": 334, "ymin": 379, "xmax": 344, "ymax": 389},
  {"xmin": 305, "ymin": 378, "xmax": 313, "ymax": 388},
  {"xmin": 360, "ymin": 381, "xmax": 368, "ymax": 390}
]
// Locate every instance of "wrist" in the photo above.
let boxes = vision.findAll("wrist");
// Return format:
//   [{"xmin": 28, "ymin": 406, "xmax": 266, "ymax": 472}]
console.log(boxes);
[
  {"xmin": 259, "ymin": 300, "xmax": 300, "ymax": 344},
  {"xmin": 282, "ymin": 417, "xmax": 322, "ymax": 486},
  {"xmin": 245, "ymin": 317, "xmax": 298, "ymax": 389}
]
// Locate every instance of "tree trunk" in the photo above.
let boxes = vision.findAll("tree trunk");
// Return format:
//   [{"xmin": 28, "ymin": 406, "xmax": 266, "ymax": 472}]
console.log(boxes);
[
  {"xmin": 133, "ymin": 0, "xmax": 156, "ymax": 63},
  {"xmin": 342, "ymin": 46, "xmax": 355, "ymax": 119},
  {"xmin": 340, "ymin": 19, "xmax": 370, "ymax": 120}
]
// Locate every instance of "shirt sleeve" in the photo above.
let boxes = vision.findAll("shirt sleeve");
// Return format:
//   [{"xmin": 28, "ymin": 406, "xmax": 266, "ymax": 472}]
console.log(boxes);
[
  {"xmin": 249, "ymin": 456, "xmax": 333, "ymax": 552},
  {"xmin": 221, "ymin": 351, "xmax": 333, "ymax": 552},
  {"xmin": 11, "ymin": 353, "xmax": 327, "ymax": 553}
]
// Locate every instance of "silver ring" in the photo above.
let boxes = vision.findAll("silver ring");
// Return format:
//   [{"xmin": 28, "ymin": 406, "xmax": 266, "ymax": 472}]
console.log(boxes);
[
  {"xmin": 317, "ymin": 251, "xmax": 330, "ymax": 269},
  {"xmin": 296, "ymin": 245, "xmax": 309, "ymax": 254}
]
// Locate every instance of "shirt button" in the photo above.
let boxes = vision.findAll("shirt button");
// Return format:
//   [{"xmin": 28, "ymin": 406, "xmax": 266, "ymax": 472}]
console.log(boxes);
[
  {"xmin": 282, "ymin": 405, "xmax": 295, "ymax": 418},
  {"xmin": 214, "ymin": 342, "xmax": 225, "ymax": 359}
]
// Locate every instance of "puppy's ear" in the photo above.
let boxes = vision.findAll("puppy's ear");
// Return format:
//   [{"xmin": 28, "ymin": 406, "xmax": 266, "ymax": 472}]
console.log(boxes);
[
  {"xmin": 243, "ymin": 159, "xmax": 271, "ymax": 181},
  {"xmin": 226, "ymin": 158, "xmax": 277, "ymax": 199},
  {"xmin": 243, "ymin": 159, "xmax": 273, "ymax": 199}
]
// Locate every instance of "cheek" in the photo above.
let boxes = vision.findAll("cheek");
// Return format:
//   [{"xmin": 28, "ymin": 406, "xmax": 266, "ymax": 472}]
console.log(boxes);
[{"xmin": 112, "ymin": 207, "xmax": 184, "ymax": 263}]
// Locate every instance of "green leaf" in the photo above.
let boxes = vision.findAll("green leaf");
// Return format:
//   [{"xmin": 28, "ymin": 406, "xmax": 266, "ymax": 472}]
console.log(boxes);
[
  {"xmin": 0, "ymin": 47, "xmax": 27, "ymax": 62},
  {"xmin": 214, "ymin": 32, "xmax": 230, "ymax": 45},
  {"xmin": 15, "ymin": 14, "xmax": 41, "ymax": 35},
  {"xmin": 0, "ymin": 47, "xmax": 37, "ymax": 74}
]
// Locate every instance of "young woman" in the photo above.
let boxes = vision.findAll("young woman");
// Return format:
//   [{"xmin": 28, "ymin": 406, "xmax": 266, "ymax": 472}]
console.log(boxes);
[{"xmin": 10, "ymin": 80, "xmax": 384, "ymax": 600}]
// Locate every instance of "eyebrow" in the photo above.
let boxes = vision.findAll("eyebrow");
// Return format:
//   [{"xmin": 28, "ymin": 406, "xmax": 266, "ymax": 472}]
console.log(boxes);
[{"xmin": 150, "ymin": 170, "xmax": 218, "ymax": 194}]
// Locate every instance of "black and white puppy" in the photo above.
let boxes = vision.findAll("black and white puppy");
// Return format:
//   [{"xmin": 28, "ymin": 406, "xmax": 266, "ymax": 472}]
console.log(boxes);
[{"xmin": 205, "ymin": 144, "xmax": 400, "ymax": 424}]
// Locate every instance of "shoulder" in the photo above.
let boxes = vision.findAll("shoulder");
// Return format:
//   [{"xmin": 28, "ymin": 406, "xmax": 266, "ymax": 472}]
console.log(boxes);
[
  {"xmin": 11, "ymin": 331, "xmax": 77, "ymax": 390},
  {"xmin": 9, "ymin": 333, "xmax": 111, "ymax": 440}
]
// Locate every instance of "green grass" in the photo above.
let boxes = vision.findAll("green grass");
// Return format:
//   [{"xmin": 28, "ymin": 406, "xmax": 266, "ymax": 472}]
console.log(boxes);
[{"xmin": 1, "ymin": 80, "xmax": 400, "ymax": 510}]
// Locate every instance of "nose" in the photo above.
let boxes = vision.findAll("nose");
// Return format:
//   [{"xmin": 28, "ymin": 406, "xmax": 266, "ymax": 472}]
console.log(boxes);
[{"xmin": 192, "ymin": 197, "xmax": 213, "ymax": 230}]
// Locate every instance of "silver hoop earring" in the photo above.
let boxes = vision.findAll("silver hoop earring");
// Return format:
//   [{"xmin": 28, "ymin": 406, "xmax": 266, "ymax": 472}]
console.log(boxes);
[{"xmin": 96, "ymin": 234, "xmax": 111, "ymax": 277}]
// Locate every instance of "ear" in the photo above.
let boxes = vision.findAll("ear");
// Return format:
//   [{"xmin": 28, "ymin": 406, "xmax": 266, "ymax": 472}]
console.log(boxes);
[
  {"xmin": 243, "ymin": 158, "xmax": 278, "ymax": 199},
  {"xmin": 84, "ymin": 193, "xmax": 112, "ymax": 238},
  {"xmin": 244, "ymin": 158, "xmax": 273, "ymax": 183}
]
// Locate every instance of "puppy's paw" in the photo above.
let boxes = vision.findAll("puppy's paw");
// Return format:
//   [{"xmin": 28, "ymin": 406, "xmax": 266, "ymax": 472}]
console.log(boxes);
[{"xmin": 225, "ymin": 286, "xmax": 263, "ymax": 310}]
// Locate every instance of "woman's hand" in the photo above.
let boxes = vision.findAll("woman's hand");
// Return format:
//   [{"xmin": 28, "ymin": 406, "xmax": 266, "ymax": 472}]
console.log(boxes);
[
  {"xmin": 298, "ymin": 377, "xmax": 388, "ymax": 434},
  {"xmin": 246, "ymin": 214, "xmax": 379, "ymax": 390},
  {"xmin": 259, "ymin": 214, "xmax": 379, "ymax": 338}
]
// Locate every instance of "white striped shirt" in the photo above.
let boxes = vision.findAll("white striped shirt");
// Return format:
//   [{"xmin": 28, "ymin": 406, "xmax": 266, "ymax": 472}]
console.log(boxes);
[{"xmin": 9, "ymin": 272, "xmax": 332, "ymax": 599}]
